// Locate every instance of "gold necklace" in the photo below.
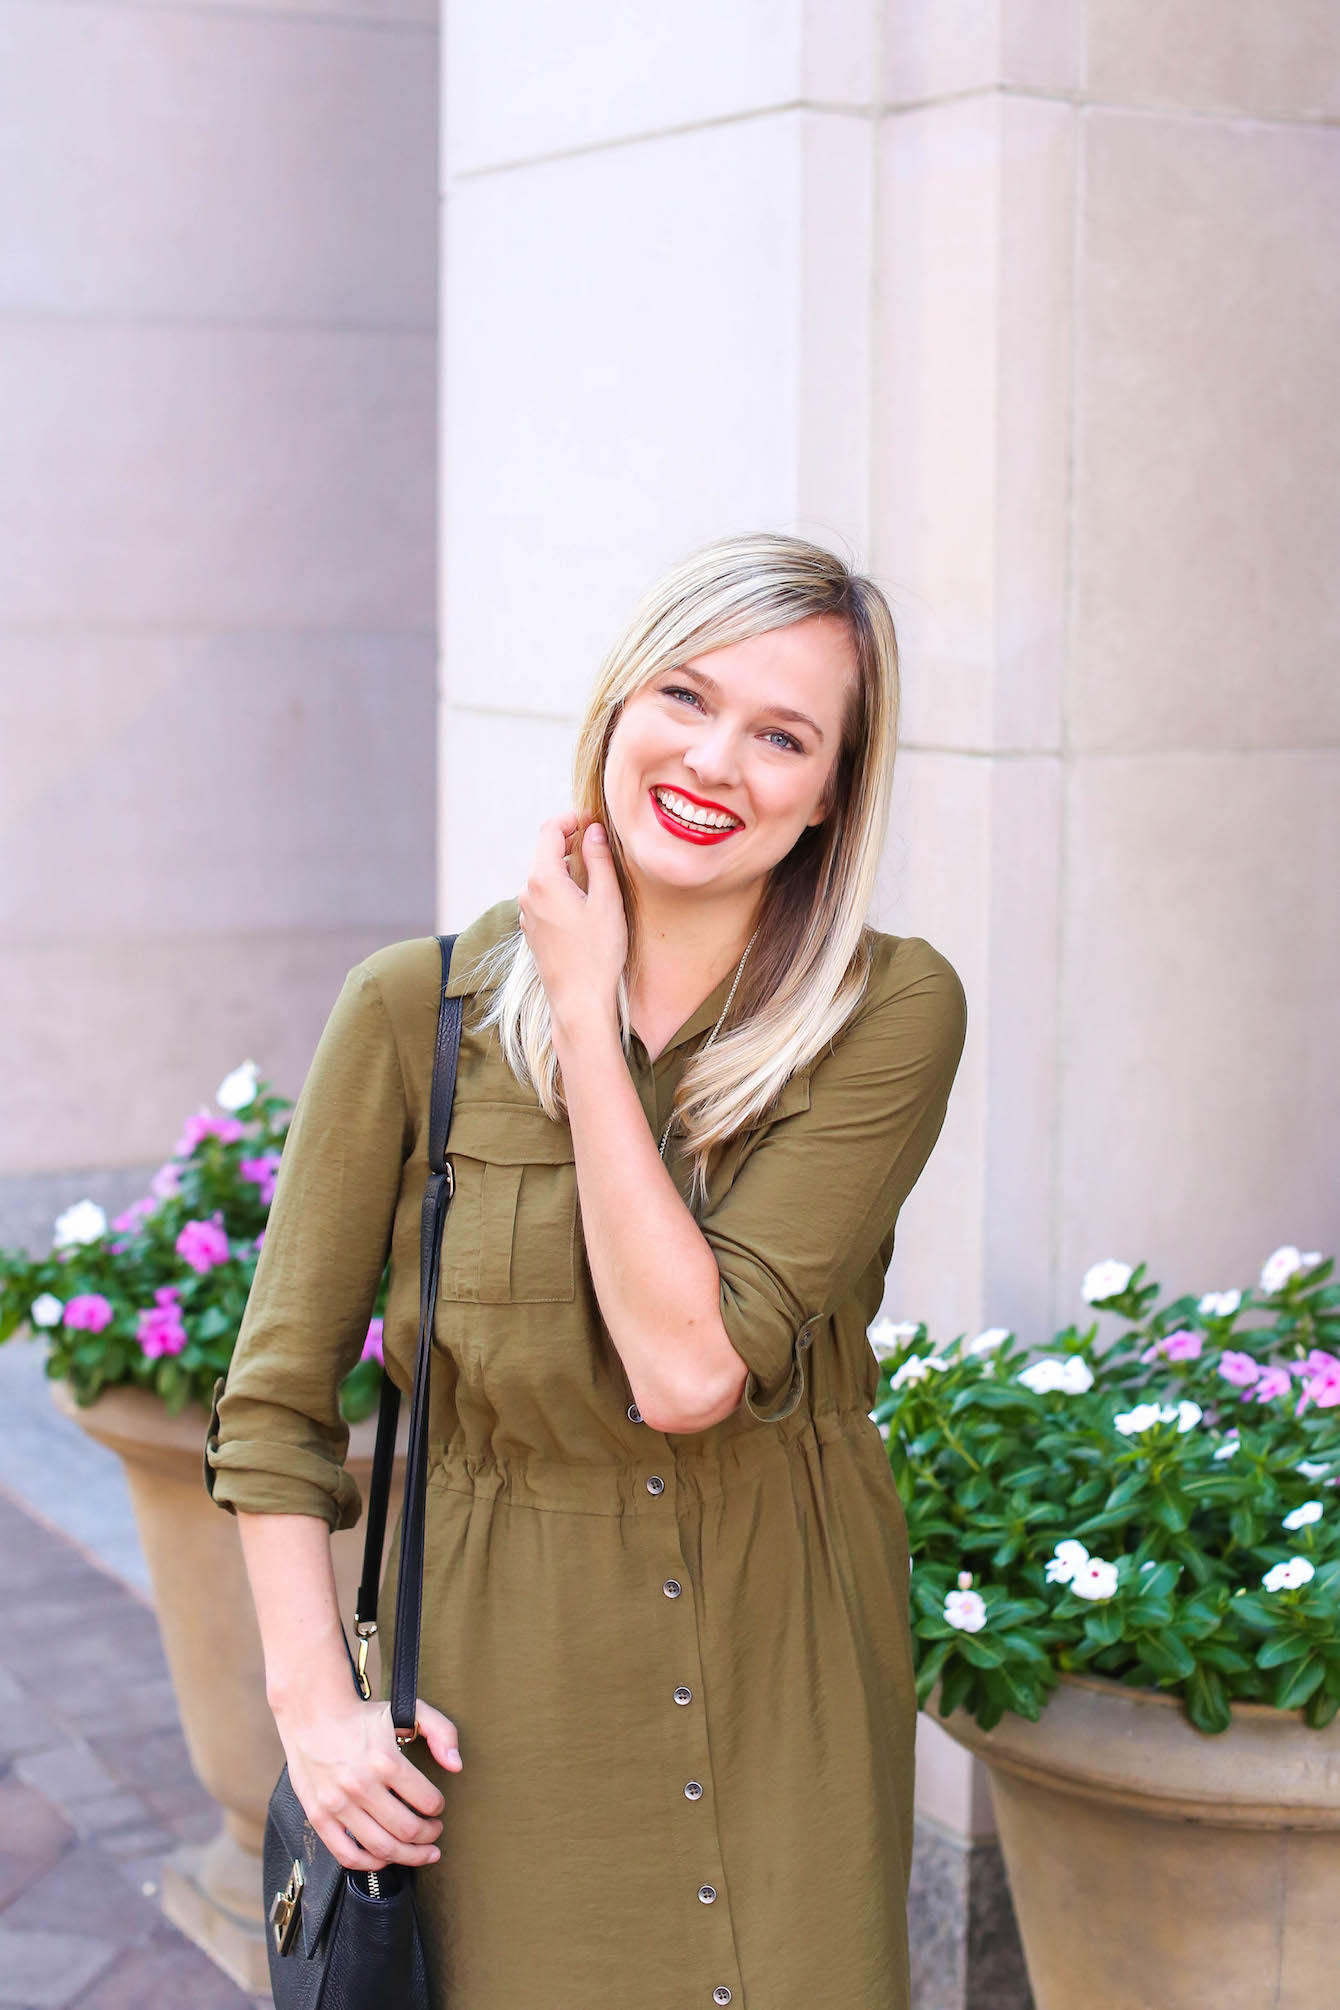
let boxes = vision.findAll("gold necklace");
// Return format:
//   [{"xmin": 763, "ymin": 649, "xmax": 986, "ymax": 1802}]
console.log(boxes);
[{"xmin": 656, "ymin": 928, "xmax": 760, "ymax": 1161}]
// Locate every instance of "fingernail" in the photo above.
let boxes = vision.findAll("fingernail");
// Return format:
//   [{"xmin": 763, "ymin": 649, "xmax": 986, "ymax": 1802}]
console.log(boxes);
[
  {"xmin": 448, "ymin": 1747, "xmax": 461, "ymax": 1766},
  {"xmin": 589, "ymin": 824, "xmax": 607, "ymax": 843},
  {"xmin": 429, "ymin": 1848, "xmax": 440, "ymax": 1861}
]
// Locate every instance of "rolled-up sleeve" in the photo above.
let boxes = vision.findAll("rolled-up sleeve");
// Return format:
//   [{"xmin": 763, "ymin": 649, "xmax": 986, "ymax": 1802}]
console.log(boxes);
[
  {"xmin": 204, "ymin": 962, "xmax": 411, "ymax": 1529},
  {"xmin": 699, "ymin": 942, "xmax": 967, "ymax": 1424}
]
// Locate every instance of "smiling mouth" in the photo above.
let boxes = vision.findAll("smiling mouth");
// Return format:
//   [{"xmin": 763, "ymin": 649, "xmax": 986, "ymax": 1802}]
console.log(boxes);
[{"xmin": 649, "ymin": 786, "xmax": 744, "ymax": 840}]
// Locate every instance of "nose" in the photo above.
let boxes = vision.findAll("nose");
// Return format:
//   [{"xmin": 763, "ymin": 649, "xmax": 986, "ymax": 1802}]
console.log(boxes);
[{"xmin": 682, "ymin": 720, "xmax": 742, "ymax": 791}]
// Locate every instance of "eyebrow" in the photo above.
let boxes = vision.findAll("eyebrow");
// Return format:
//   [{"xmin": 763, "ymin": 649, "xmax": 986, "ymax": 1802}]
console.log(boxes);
[{"xmin": 674, "ymin": 664, "xmax": 826, "ymax": 744}]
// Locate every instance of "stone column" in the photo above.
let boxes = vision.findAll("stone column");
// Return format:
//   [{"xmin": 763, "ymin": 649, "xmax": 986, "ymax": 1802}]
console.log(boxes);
[
  {"xmin": 874, "ymin": 7, "xmax": 1338, "ymax": 2007},
  {"xmin": 438, "ymin": 4, "xmax": 1338, "ymax": 2006},
  {"xmin": 0, "ymin": 0, "xmax": 440, "ymax": 1243}
]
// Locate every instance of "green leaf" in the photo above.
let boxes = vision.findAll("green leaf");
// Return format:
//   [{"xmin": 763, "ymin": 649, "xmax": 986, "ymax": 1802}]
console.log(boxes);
[
  {"xmin": 951, "ymin": 1632, "xmax": 1008, "ymax": 1669},
  {"xmin": 937, "ymin": 1657, "xmax": 974, "ymax": 1719},
  {"xmin": 1305, "ymin": 1686, "xmax": 1340, "ymax": 1730},
  {"xmin": 1185, "ymin": 1664, "xmax": 1232, "ymax": 1736},
  {"xmin": 1256, "ymin": 1632, "xmax": 1314, "ymax": 1670},
  {"xmin": 1275, "ymin": 1656, "xmax": 1325, "ymax": 1710}
]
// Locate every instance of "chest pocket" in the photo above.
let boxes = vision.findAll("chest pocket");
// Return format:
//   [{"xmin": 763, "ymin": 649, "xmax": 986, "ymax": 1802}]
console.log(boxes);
[{"xmin": 440, "ymin": 1101, "xmax": 578, "ymax": 1304}]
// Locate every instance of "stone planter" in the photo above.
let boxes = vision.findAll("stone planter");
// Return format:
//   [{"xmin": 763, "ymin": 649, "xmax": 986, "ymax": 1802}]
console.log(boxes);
[
  {"xmin": 928, "ymin": 1669, "xmax": 1340, "ymax": 2010},
  {"xmin": 52, "ymin": 1378, "xmax": 405, "ymax": 1995}
]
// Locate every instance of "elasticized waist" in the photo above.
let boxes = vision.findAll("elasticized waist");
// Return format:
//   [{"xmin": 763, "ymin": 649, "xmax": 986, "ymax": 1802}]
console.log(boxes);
[{"xmin": 423, "ymin": 1401, "xmax": 881, "ymax": 1517}]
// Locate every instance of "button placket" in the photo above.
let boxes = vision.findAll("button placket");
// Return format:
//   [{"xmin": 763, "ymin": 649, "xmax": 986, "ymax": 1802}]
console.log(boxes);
[{"xmin": 655, "ymin": 1479, "xmax": 744, "ymax": 2009}]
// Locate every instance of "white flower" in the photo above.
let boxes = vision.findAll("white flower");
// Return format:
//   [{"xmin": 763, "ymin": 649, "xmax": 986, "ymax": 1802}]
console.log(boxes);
[
  {"xmin": 1082, "ymin": 1259, "xmax": 1133, "ymax": 1305},
  {"xmin": 1262, "ymin": 1557, "xmax": 1315, "ymax": 1593},
  {"xmin": 1045, "ymin": 1539, "xmax": 1090, "ymax": 1584},
  {"xmin": 956, "ymin": 1570, "xmax": 974, "ymax": 1590},
  {"xmin": 1019, "ymin": 1355, "xmax": 1093, "ymax": 1395},
  {"xmin": 868, "ymin": 1317, "xmax": 921, "ymax": 1360},
  {"xmin": 1070, "ymin": 1557, "xmax": 1120, "ymax": 1601},
  {"xmin": 1115, "ymin": 1399, "xmax": 1200, "ymax": 1437},
  {"xmin": 1213, "ymin": 1437, "xmax": 1241, "ymax": 1461},
  {"xmin": 1198, "ymin": 1289, "xmax": 1242, "ymax": 1319},
  {"xmin": 876, "ymin": 1421, "xmax": 890, "ymax": 1442},
  {"xmin": 964, "ymin": 1326, "xmax": 1011, "ymax": 1356},
  {"xmin": 1114, "ymin": 1402, "xmax": 1165, "ymax": 1436},
  {"xmin": 216, "ymin": 1059, "xmax": 262, "ymax": 1112},
  {"xmin": 1297, "ymin": 1460, "xmax": 1333, "ymax": 1481},
  {"xmin": 1259, "ymin": 1245, "xmax": 1323, "ymax": 1295},
  {"xmin": 29, "ymin": 1293, "xmax": 64, "ymax": 1328},
  {"xmin": 1282, "ymin": 1501, "xmax": 1324, "ymax": 1531},
  {"xmin": 889, "ymin": 1351, "xmax": 949, "ymax": 1389},
  {"xmin": 944, "ymin": 1588, "xmax": 988, "ymax": 1633},
  {"xmin": 52, "ymin": 1199, "xmax": 108, "ymax": 1248}
]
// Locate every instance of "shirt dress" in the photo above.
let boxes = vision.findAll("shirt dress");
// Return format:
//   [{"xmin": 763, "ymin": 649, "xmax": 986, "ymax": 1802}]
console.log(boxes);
[{"xmin": 205, "ymin": 893, "xmax": 968, "ymax": 2010}]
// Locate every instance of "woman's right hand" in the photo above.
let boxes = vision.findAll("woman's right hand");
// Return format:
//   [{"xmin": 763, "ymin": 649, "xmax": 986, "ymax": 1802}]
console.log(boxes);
[{"xmin": 273, "ymin": 1690, "xmax": 463, "ymax": 1873}]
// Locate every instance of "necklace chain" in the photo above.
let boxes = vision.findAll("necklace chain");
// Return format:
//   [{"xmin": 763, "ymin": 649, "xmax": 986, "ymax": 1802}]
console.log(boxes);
[{"xmin": 656, "ymin": 928, "xmax": 760, "ymax": 1162}]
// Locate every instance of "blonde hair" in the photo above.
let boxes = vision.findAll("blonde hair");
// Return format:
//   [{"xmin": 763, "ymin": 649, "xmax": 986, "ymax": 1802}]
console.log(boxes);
[{"xmin": 473, "ymin": 532, "xmax": 900, "ymax": 1211}]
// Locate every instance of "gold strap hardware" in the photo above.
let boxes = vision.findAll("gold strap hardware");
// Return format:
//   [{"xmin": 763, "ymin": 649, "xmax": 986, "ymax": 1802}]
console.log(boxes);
[
  {"xmin": 354, "ymin": 1620, "xmax": 376, "ymax": 1701},
  {"xmin": 269, "ymin": 1859, "xmax": 305, "ymax": 1954}
]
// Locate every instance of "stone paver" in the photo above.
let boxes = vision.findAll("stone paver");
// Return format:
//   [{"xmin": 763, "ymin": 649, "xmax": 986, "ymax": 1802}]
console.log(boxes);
[{"xmin": 0, "ymin": 1483, "xmax": 268, "ymax": 2010}]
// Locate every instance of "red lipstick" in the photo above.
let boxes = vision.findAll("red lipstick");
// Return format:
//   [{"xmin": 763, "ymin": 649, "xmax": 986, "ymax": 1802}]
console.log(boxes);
[{"xmin": 648, "ymin": 786, "xmax": 744, "ymax": 847}]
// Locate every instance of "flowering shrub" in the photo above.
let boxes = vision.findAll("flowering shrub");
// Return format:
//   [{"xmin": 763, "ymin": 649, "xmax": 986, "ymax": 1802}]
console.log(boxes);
[
  {"xmin": 872, "ymin": 1250, "xmax": 1340, "ymax": 1736},
  {"xmin": 0, "ymin": 1061, "xmax": 386, "ymax": 1423}
]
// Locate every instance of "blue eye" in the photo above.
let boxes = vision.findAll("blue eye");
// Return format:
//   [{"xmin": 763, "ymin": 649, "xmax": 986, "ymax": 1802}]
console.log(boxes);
[{"xmin": 659, "ymin": 687, "xmax": 803, "ymax": 754}]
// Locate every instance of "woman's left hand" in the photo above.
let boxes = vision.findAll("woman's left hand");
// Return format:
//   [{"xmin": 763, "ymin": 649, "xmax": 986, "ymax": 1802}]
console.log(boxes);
[{"xmin": 519, "ymin": 813, "xmax": 628, "ymax": 1028}]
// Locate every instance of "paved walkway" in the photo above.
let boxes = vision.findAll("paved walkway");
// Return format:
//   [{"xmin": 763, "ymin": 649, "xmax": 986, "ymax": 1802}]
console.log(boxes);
[{"xmin": 0, "ymin": 1481, "xmax": 269, "ymax": 2009}]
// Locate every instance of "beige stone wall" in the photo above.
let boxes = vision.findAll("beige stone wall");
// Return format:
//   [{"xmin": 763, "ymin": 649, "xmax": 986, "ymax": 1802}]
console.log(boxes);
[
  {"xmin": 0, "ymin": 0, "xmax": 439, "ymax": 1207},
  {"xmin": 439, "ymin": 1, "xmax": 1339, "ymax": 1846}
]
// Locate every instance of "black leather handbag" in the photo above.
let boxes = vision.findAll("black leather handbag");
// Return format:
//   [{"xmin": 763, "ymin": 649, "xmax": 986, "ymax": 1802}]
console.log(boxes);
[{"xmin": 262, "ymin": 931, "xmax": 462, "ymax": 2010}]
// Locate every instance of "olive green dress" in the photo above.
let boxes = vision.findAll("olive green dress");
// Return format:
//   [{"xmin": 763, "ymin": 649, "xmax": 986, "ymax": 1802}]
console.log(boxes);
[{"xmin": 205, "ymin": 895, "xmax": 967, "ymax": 2010}]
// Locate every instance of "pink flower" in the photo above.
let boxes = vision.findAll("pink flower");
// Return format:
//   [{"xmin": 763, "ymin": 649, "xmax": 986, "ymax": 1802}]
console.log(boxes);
[
  {"xmin": 253, "ymin": 1230, "xmax": 266, "ymax": 1251},
  {"xmin": 1140, "ymin": 1328, "xmax": 1203, "ymax": 1364},
  {"xmin": 112, "ymin": 1195, "xmax": 159, "ymax": 1233},
  {"xmin": 175, "ymin": 1109, "xmax": 245, "ymax": 1157},
  {"xmin": 1218, "ymin": 1350, "xmax": 1260, "ymax": 1389},
  {"xmin": 362, "ymin": 1318, "xmax": 384, "ymax": 1365},
  {"xmin": 239, "ymin": 1153, "xmax": 281, "ymax": 1206},
  {"xmin": 175, "ymin": 1212, "xmax": 231, "ymax": 1274},
  {"xmin": 137, "ymin": 1285, "xmax": 187, "ymax": 1360},
  {"xmin": 1296, "ymin": 1353, "xmax": 1340, "ymax": 1416},
  {"xmin": 62, "ymin": 1293, "xmax": 114, "ymax": 1333},
  {"xmin": 1246, "ymin": 1365, "xmax": 1293, "ymax": 1404},
  {"xmin": 149, "ymin": 1161, "xmax": 182, "ymax": 1202}
]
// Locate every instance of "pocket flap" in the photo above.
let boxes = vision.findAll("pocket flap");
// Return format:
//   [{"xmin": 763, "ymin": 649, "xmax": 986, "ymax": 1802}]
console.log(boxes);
[{"xmin": 444, "ymin": 1100, "xmax": 576, "ymax": 1165}]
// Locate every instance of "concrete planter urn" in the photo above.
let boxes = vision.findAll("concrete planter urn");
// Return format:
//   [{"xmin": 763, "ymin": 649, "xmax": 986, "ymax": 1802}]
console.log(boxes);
[
  {"xmin": 52, "ymin": 1378, "xmax": 405, "ymax": 1995},
  {"xmin": 928, "ymin": 1668, "xmax": 1340, "ymax": 2010}
]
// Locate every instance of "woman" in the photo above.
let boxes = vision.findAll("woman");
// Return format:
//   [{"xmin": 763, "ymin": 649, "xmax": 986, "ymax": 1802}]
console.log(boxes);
[{"xmin": 206, "ymin": 532, "xmax": 968, "ymax": 2010}]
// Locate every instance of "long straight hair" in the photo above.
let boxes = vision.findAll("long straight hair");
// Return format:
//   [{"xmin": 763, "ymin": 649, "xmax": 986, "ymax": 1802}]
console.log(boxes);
[{"xmin": 472, "ymin": 532, "xmax": 901, "ymax": 1212}]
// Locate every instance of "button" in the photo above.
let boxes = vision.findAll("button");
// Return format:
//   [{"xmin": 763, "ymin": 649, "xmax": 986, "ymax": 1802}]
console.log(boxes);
[
  {"xmin": 628, "ymin": 1403, "xmax": 643, "ymax": 1423},
  {"xmin": 646, "ymin": 1474, "xmax": 665, "ymax": 1495},
  {"xmin": 684, "ymin": 1781, "xmax": 703, "ymax": 1800},
  {"xmin": 714, "ymin": 1991, "xmax": 733, "ymax": 2005},
  {"xmin": 698, "ymin": 1884, "xmax": 717, "ymax": 1904},
  {"xmin": 663, "ymin": 1579, "xmax": 682, "ymax": 1598},
  {"xmin": 673, "ymin": 1687, "xmax": 692, "ymax": 1705}
]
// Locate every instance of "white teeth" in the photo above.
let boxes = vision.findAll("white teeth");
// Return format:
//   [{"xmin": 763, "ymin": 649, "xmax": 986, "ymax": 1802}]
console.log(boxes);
[{"xmin": 653, "ymin": 787, "xmax": 741, "ymax": 831}]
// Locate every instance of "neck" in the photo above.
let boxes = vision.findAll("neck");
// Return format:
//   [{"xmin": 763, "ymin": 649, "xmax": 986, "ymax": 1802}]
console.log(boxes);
[{"xmin": 626, "ymin": 878, "xmax": 763, "ymax": 998}]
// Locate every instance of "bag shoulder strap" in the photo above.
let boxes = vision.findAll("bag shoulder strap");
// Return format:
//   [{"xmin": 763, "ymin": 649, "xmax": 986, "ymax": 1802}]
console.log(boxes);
[{"xmin": 346, "ymin": 932, "xmax": 461, "ymax": 1738}]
